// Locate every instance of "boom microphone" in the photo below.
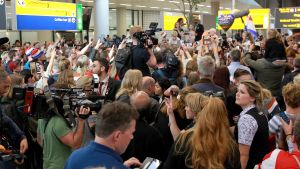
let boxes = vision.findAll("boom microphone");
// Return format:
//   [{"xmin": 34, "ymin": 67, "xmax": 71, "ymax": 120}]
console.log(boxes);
[
  {"xmin": 0, "ymin": 37, "xmax": 9, "ymax": 46},
  {"xmin": 233, "ymin": 10, "xmax": 250, "ymax": 18}
]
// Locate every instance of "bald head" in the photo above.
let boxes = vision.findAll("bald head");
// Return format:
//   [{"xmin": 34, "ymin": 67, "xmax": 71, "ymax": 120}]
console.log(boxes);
[
  {"xmin": 130, "ymin": 91, "xmax": 151, "ymax": 111},
  {"xmin": 142, "ymin": 76, "xmax": 156, "ymax": 95}
]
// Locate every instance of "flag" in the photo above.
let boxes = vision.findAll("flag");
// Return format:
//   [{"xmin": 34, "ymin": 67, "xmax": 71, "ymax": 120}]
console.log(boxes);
[
  {"xmin": 245, "ymin": 15, "xmax": 257, "ymax": 40},
  {"xmin": 266, "ymin": 97, "xmax": 281, "ymax": 118}
]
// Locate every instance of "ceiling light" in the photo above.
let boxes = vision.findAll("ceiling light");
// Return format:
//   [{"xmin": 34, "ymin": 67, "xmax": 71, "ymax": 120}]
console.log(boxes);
[
  {"xmin": 157, "ymin": 0, "xmax": 165, "ymax": 1},
  {"xmin": 109, "ymin": 3, "xmax": 115, "ymax": 5},
  {"xmin": 111, "ymin": 9, "xmax": 116, "ymax": 11},
  {"xmin": 220, "ymin": 6, "xmax": 224, "ymax": 9},
  {"xmin": 206, "ymin": 5, "xmax": 211, "ymax": 8},
  {"xmin": 150, "ymin": 7, "xmax": 160, "ymax": 9},
  {"xmin": 136, "ymin": 5, "xmax": 147, "ymax": 8},
  {"xmin": 197, "ymin": 4, "xmax": 204, "ymax": 7},
  {"xmin": 225, "ymin": 7, "xmax": 231, "ymax": 10},
  {"xmin": 174, "ymin": 9, "xmax": 180, "ymax": 11},
  {"xmin": 169, "ymin": 1, "xmax": 180, "ymax": 4},
  {"xmin": 184, "ymin": 2, "xmax": 189, "ymax": 5},
  {"xmin": 163, "ymin": 8, "xmax": 171, "ymax": 10},
  {"xmin": 203, "ymin": 11, "xmax": 209, "ymax": 13},
  {"xmin": 81, "ymin": 0, "xmax": 93, "ymax": 2},
  {"xmin": 120, "ymin": 4, "xmax": 132, "ymax": 6}
]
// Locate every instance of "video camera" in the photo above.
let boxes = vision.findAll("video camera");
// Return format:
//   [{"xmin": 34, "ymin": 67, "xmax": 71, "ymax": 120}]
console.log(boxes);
[
  {"xmin": 133, "ymin": 22, "xmax": 160, "ymax": 48},
  {"xmin": 12, "ymin": 87, "xmax": 105, "ymax": 120}
]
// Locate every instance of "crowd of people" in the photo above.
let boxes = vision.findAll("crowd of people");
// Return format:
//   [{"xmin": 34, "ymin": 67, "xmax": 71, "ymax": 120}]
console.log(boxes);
[{"xmin": 1, "ymin": 17, "xmax": 300, "ymax": 169}]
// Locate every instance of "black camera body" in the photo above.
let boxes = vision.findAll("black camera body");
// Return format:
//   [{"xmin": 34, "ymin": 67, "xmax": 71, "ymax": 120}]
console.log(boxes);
[
  {"xmin": 12, "ymin": 87, "xmax": 104, "ymax": 120},
  {"xmin": 133, "ymin": 22, "xmax": 160, "ymax": 48}
]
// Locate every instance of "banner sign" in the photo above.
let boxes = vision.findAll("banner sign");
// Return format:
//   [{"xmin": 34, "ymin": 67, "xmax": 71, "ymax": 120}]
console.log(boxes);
[
  {"xmin": 163, "ymin": 12, "xmax": 186, "ymax": 31},
  {"xmin": 275, "ymin": 7, "xmax": 300, "ymax": 29},
  {"xmin": 217, "ymin": 9, "xmax": 270, "ymax": 30},
  {"xmin": 16, "ymin": 0, "xmax": 82, "ymax": 31}
]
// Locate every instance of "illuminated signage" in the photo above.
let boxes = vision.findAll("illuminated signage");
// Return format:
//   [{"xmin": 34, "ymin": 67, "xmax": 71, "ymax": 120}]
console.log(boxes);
[
  {"xmin": 16, "ymin": 0, "xmax": 82, "ymax": 31},
  {"xmin": 163, "ymin": 12, "xmax": 186, "ymax": 31},
  {"xmin": 275, "ymin": 7, "xmax": 300, "ymax": 29},
  {"xmin": 217, "ymin": 9, "xmax": 270, "ymax": 30}
]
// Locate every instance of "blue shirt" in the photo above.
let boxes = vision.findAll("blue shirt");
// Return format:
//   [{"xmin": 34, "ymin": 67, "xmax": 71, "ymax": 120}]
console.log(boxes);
[
  {"xmin": 65, "ymin": 141, "xmax": 129, "ymax": 169},
  {"xmin": 227, "ymin": 61, "xmax": 252, "ymax": 80}
]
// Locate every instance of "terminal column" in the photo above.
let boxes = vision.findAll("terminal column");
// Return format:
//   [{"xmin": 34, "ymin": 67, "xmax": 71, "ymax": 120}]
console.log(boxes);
[
  {"xmin": 94, "ymin": 0, "xmax": 109, "ymax": 39},
  {"xmin": 211, "ymin": 1, "xmax": 220, "ymax": 18},
  {"xmin": 202, "ymin": 0, "xmax": 219, "ymax": 29},
  {"xmin": 117, "ymin": 7, "xmax": 127, "ymax": 36}
]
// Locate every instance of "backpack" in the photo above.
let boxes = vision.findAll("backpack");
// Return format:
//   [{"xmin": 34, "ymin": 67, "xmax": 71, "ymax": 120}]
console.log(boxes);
[{"xmin": 115, "ymin": 47, "xmax": 133, "ymax": 80}]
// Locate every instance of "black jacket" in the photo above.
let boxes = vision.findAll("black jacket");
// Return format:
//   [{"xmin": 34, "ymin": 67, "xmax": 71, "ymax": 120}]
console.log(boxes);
[
  {"xmin": 105, "ymin": 77, "xmax": 121, "ymax": 101},
  {"xmin": 121, "ymin": 118, "xmax": 166, "ymax": 162}
]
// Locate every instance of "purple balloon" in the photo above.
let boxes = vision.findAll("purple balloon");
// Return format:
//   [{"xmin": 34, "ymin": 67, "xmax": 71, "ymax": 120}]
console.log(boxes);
[{"xmin": 218, "ymin": 14, "xmax": 235, "ymax": 31}]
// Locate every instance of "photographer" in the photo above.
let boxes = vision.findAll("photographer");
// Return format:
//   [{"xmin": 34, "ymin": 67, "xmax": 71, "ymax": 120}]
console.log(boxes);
[
  {"xmin": 152, "ymin": 49, "xmax": 183, "ymax": 87},
  {"xmin": 0, "ymin": 70, "xmax": 28, "ymax": 169},
  {"xmin": 37, "ymin": 49, "xmax": 90, "ymax": 169},
  {"xmin": 121, "ymin": 26, "xmax": 157, "ymax": 77}
]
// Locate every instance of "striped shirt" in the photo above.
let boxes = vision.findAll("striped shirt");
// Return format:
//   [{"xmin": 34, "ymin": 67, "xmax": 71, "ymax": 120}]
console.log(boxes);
[{"xmin": 269, "ymin": 112, "xmax": 294, "ymax": 152}]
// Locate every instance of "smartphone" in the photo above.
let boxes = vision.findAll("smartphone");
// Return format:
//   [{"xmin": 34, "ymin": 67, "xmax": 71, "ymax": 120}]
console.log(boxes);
[
  {"xmin": 30, "ymin": 62, "xmax": 36, "ymax": 75},
  {"xmin": 36, "ymin": 62, "xmax": 41, "ymax": 73},
  {"xmin": 279, "ymin": 111, "xmax": 289, "ymax": 123},
  {"xmin": 140, "ymin": 157, "xmax": 161, "ymax": 169},
  {"xmin": 43, "ymin": 61, "xmax": 49, "ymax": 71}
]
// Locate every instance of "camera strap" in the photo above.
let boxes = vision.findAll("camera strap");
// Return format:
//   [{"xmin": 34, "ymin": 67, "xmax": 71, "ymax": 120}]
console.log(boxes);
[{"xmin": 62, "ymin": 95, "xmax": 76, "ymax": 127}]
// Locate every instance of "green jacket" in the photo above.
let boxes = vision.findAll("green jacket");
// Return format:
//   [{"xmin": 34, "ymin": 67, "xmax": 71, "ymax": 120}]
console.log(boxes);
[{"xmin": 244, "ymin": 53, "xmax": 286, "ymax": 96}]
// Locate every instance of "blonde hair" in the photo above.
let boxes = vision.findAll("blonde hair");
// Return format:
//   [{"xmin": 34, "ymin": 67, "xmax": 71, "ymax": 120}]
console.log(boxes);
[
  {"xmin": 76, "ymin": 76, "xmax": 92, "ymax": 89},
  {"xmin": 294, "ymin": 74, "xmax": 300, "ymax": 84},
  {"xmin": 176, "ymin": 97, "xmax": 237, "ymax": 169},
  {"xmin": 116, "ymin": 69, "xmax": 143, "ymax": 99},
  {"xmin": 185, "ymin": 93, "xmax": 208, "ymax": 117},
  {"xmin": 54, "ymin": 69, "xmax": 75, "ymax": 89},
  {"xmin": 130, "ymin": 26, "xmax": 142, "ymax": 37},
  {"xmin": 283, "ymin": 82, "xmax": 300, "ymax": 108},
  {"xmin": 8, "ymin": 74, "xmax": 24, "ymax": 98},
  {"xmin": 59, "ymin": 58, "xmax": 71, "ymax": 72},
  {"xmin": 76, "ymin": 55, "xmax": 89, "ymax": 76},
  {"xmin": 172, "ymin": 31, "xmax": 178, "ymax": 37},
  {"xmin": 240, "ymin": 80, "xmax": 271, "ymax": 110}
]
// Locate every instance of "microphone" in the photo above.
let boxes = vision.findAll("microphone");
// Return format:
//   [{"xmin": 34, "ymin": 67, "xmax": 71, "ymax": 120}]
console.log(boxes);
[
  {"xmin": 0, "ymin": 37, "xmax": 9, "ymax": 46},
  {"xmin": 233, "ymin": 10, "xmax": 250, "ymax": 18}
]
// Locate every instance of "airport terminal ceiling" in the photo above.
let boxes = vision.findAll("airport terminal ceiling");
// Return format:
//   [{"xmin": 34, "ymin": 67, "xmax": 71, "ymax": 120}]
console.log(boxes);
[
  {"xmin": 6, "ymin": 0, "xmax": 261, "ymax": 13},
  {"xmin": 80, "ymin": 0, "xmax": 261, "ymax": 12}
]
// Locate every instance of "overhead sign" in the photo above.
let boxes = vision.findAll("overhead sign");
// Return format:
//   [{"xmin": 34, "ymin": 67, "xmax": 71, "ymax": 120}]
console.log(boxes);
[
  {"xmin": 16, "ymin": 0, "xmax": 82, "ymax": 31},
  {"xmin": 275, "ymin": 7, "xmax": 300, "ymax": 29},
  {"xmin": 0, "ymin": 0, "xmax": 6, "ymax": 29},
  {"xmin": 217, "ymin": 9, "xmax": 270, "ymax": 30},
  {"xmin": 163, "ymin": 12, "xmax": 186, "ymax": 31}
]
